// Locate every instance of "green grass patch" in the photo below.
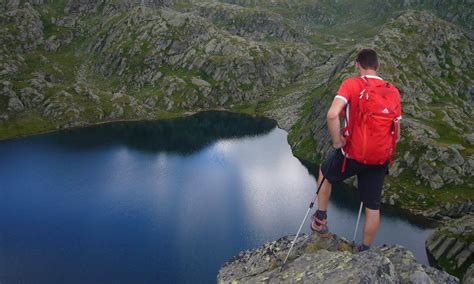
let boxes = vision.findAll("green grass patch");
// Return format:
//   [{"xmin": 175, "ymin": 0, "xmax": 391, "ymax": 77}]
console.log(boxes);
[
  {"xmin": 386, "ymin": 168, "xmax": 474, "ymax": 212},
  {"xmin": 0, "ymin": 112, "xmax": 54, "ymax": 140},
  {"xmin": 437, "ymin": 254, "xmax": 474, "ymax": 280},
  {"xmin": 239, "ymin": 83, "xmax": 254, "ymax": 92},
  {"xmin": 419, "ymin": 108, "xmax": 466, "ymax": 146},
  {"xmin": 229, "ymin": 102, "xmax": 257, "ymax": 115}
]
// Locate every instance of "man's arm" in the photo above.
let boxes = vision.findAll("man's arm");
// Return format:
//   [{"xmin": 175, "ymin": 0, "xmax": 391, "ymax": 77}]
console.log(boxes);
[{"xmin": 327, "ymin": 97, "xmax": 347, "ymax": 149}]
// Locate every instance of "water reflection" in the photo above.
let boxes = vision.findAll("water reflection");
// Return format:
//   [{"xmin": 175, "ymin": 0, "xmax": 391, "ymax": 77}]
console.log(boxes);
[{"xmin": 31, "ymin": 111, "xmax": 276, "ymax": 154}]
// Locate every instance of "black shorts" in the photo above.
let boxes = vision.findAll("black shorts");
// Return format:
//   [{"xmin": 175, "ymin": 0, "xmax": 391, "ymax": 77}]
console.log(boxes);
[{"xmin": 321, "ymin": 149, "xmax": 388, "ymax": 210}]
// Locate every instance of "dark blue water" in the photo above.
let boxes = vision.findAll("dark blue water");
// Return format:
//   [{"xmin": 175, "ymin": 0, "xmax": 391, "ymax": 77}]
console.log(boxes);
[{"xmin": 0, "ymin": 111, "xmax": 433, "ymax": 283}]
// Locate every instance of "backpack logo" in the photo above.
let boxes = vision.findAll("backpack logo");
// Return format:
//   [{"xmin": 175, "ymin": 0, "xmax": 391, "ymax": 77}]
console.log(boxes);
[{"xmin": 382, "ymin": 108, "xmax": 390, "ymax": 114}]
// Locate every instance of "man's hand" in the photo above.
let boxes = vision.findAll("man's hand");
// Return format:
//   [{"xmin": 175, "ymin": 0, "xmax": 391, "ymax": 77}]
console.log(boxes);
[{"xmin": 332, "ymin": 136, "xmax": 346, "ymax": 149}]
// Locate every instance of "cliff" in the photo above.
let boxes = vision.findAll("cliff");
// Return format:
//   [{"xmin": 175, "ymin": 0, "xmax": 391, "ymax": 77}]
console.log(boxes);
[{"xmin": 217, "ymin": 233, "xmax": 458, "ymax": 283}]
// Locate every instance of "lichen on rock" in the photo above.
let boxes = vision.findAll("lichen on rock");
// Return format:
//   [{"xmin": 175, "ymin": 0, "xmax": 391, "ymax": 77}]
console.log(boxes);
[{"xmin": 218, "ymin": 233, "xmax": 458, "ymax": 283}]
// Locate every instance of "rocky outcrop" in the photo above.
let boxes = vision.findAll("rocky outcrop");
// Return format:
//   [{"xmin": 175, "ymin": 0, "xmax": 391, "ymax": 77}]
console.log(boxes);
[
  {"xmin": 463, "ymin": 263, "xmax": 474, "ymax": 284},
  {"xmin": 191, "ymin": 2, "xmax": 307, "ymax": 43},
  {"xmin": 426, "ymin": 214, "xmax": 474, "ymax": 279},
  {"xmin": 420, "ymin": 201, "xmax": 474, "ymax": 220},
  {"xmin": 0, "ymin": 3, "xmax": 44, "ymax": 52},
  {"xmin": 218, "ymin": 233, "xmax": 458, "ymax": 283},
  {"xmin": 85, "ymin": 5, "xmax": 328, "ymax": 110},
  {"xmin": 219, "ymin": 0, "xmax": 473, "ymax": 38},
  {"xmin": 64, "ymin": 0, "xmax": 179, "ymax": 15}
]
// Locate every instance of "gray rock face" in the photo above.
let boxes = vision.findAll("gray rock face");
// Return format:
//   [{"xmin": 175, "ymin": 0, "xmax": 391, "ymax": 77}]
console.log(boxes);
[
  {"xmin": 85, "ymin": 4, "xmax": 329, "ymax": 110},
  {"xmin": 466, "ymin": 134, "xmax": 474, "ymax": 145},
  {"xmin": 420, "ymin": 201, "xmax": 474, "ymax": 220},
  {"xmin": 42, "ymin": 91, "xmax": 83, "ymax": 125},
  {"xmin": 426, "ymin": 214, "xmax": 474, "ymax": 279},
  {"xmin": 192, "ymin": 2, "xmax": 307, "ymax": 43},
  {"xmin": 463, "ymin": 263, "xmax": 474, "ymax": 284},
  {"xmin": 0, "ymin": 3, "xmax": 44, "ymax": 52},
  {"xmin": 19, "ymin": 87, "xmax": 44, "ymax": 108},
  {"xmin": 245, "ymin": 250, "xmax": 396, "ymax": 283},
  {"xmin": 373, "ymin": 245, "xmax": 458, "ymax": 284},
  {"xmin": 218, "ymin": 233, "xmax": 457, "ymax": 283},
  {"xmin": 109, "ymin": 104, "xmax": 124, "ymax": 119},
  {"xmin": 1, "ymin": 81, "xmax": 25, "ymax": 112}
]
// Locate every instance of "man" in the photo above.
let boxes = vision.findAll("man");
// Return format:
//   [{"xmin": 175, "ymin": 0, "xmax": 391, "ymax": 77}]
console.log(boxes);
[{"xmin": 311, "ymin": 48, "xmax": 401, "ymax": 252}]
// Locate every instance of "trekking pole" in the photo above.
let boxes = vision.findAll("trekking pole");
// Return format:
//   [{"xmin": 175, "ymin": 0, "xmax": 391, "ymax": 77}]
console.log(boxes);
[
  {"xmin": 353, "ymin": 202, "xmax": 363, "ymax": 242},
  {"xmin": 280, "ymin": 176, "xmax": 326, "ymax": 270}
]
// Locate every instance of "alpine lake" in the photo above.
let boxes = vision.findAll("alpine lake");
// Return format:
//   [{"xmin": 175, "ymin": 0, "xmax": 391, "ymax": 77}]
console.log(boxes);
[{"xmin": 0, "ymin": 111, "xmax": 434, "ymax": 283}]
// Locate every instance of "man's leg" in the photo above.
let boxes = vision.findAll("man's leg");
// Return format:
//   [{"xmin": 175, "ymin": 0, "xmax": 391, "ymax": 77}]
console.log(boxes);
[
  {"xmin": 311, "ymin": 153, "xmax": 344, "ymax": 236},
  {"xmin": 317, "ymin": 168, "xmax": 332, "ymax": 211},
  {"xmin": 310, "ymin": 168, "xmax": 332, "ymax": 236},
  {"xmin": 357, "ymin": 164, "xmax": 387, "ymax": 250},
  {"xmin": 362, "ymin": 208, "xmax": 380, "ymax": 246},
  {"xmin": 311, "ymin": 149, "xmax": 353, "ymax": 236}
]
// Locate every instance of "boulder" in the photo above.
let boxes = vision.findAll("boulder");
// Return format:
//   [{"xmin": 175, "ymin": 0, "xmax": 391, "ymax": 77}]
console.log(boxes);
[
  {"xmin": 109, "ymin": 104, "xmax": 123, "ymax": 119},
  {"xmin": 19, "ymin": 87, "xmax": 44, "ymax": 108},
  {"xmin": 466, "ymin": 134, "xmax": 474, "ymax": 145}
]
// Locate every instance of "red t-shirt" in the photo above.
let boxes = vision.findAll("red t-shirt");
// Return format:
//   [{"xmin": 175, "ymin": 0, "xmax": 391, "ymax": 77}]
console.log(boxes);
[{"xmin": 335, "ymin": 75, "xmax": 402, "ymax": 130}]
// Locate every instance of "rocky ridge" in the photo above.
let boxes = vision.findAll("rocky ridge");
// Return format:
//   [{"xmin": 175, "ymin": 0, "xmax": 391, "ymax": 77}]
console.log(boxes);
[
  {"xmin": 190, "ymin": 1, "xmax": 308, "ymax": 43},
  {"xmin": 217, "ymin": 232, "xmax": 458, "ymax": 283},
  {"xmin": 218, "ymin": 0, "xmax": 474, "ymax": 37}
]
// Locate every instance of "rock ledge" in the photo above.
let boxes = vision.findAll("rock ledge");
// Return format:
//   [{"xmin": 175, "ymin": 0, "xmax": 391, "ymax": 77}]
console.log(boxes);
[{"xmin": 218, "ymin": 233, "xmax": 458, "ymax": 283}]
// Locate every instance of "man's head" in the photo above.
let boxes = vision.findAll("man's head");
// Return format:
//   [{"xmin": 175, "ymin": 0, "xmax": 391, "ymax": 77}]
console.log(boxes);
[{"xmin": 355, "ymin": 48, "xmax": 379, "ymax": 72}]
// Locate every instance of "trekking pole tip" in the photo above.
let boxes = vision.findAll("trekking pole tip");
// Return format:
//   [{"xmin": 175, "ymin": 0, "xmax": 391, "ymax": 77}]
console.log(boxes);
[{"xmin": 278, "ymin": 263, "xmax": 286, "ymax": 272}]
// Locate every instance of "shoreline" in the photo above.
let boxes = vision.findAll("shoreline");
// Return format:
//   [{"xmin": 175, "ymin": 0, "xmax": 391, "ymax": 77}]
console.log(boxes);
[
  {"xmin": 0, "ymin": 112, "xmax": 196, "ymax": 142},
  {"xmin": 0, "ymin": 109, "xmax": 442, "ymax": 226},
  {"xmin": 0, "ymin": 108, "xmax": 273, "ymax": 142}
]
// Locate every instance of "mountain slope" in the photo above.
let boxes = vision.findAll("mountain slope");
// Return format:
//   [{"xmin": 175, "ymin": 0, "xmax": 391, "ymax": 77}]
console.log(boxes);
[
  {"xmin": 0, "ymin": 1, "xmax": 329, "ymax": 135},
  {"xmin": 288, "ymin": 10, "xmax": 474, "ymax": 215}
]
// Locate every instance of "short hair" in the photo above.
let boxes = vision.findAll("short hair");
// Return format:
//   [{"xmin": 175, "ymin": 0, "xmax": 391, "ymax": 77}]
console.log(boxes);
[{"xmin": 356, "ymin": 48, "xmax": 379, "ymax": 70}]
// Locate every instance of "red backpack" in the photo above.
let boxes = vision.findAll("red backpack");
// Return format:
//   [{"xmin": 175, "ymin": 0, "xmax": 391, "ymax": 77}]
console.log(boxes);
[{"xmin": 342, "ymin": 76, "xmax": 401, "ymax": 171}]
